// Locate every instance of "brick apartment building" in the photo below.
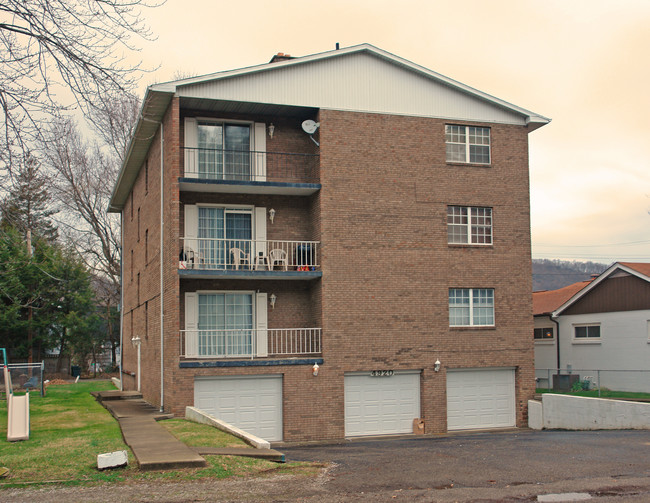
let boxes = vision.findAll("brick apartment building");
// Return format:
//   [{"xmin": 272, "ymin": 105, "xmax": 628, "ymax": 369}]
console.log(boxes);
[{"xmin": 109, "ymin": 44, "xmax": 550, "ymax": 442}]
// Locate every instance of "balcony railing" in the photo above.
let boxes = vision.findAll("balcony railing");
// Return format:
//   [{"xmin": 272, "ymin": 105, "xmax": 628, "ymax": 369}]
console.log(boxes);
[
  {"xmin": 183, "ymin": 148, "xmax": 319, "ymax": 184},
  {"xmin": 180, "ymin": 238, "xmax": 320, "ymax": 271},
  {"xmin": 180, "ymin": 328, "xmax": 322, "ymax": 359}
]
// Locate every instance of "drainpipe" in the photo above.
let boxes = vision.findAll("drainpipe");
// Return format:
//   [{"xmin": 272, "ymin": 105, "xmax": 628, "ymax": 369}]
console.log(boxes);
[
  {"xmin": 119, "ymin": 212, "xmax": 124, "ymax": 390},
  {"xmin": 158, "ymin": 121, "xmax": 165, "ymax": 413},
  {"xmin": 551, "ymin": 314, "xmax": 560, "ymax": 371},
  {"xmin": 142, "ymin": 115, "xmax": 165, "ymax": 412}
]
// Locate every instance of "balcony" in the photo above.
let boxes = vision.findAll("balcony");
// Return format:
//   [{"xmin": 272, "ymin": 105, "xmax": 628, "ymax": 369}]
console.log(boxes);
[
  {"xmin": 180, "ymin": 328, "xmax": 322, "ymax": 359},
  {"xmin": 179, "ymin": 238, "xmax": 321, "ymax": 280},
  {"xmin": 181, "ymin": 148, "xmax": 320, "ymax": 196}
]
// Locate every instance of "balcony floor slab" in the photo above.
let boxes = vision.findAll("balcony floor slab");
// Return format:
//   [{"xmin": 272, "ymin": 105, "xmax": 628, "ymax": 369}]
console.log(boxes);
[{"xmin": 178, "ymin": 269, "xmax": 322, "ymax": 280}]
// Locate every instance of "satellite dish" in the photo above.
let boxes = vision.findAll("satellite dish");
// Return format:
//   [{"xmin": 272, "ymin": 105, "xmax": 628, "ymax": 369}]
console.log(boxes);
[{"xmin": 302, "ymin": 120, "xmax": 320, "ymax": 134}]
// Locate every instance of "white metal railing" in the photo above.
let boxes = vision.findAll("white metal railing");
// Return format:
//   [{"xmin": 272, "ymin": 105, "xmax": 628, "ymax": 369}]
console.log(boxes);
[
  {"xmin": 183, "ymin": 148, "xmax": 319, "ymax": 184},
  {"xmin": 180, "ymin": 328, "xmax": 322, "ymax": 359},
  {"xmin": 179, "ymin": 238, "xmax": 319, "ymax": 271}
]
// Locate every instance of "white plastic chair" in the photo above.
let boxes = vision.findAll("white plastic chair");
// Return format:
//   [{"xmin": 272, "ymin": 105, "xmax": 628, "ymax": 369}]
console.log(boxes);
[
  {"xmin": 268, "ymin": 248, "xmax": 288, "ymax": 271},
  {"xmin": 230, "ymin": 248, "xmax": 251, "ymax": 270}
]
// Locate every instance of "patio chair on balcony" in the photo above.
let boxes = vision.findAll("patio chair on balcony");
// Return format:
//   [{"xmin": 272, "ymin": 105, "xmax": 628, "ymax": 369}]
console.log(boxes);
[
  {"xmin": 230, "ymin": 247, "xmax": 251, "ymax": 270},
  {"xmin": 268, "ymin": 248, "xmax": 288, "ymax": 271}
]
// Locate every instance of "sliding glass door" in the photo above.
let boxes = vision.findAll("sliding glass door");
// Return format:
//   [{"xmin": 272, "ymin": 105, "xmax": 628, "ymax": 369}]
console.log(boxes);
[
  {"xmin": 198, "ymin": 293, "xmax": 253, "ymax": 356},
  {"xmin": 198, "ymin": 122, "xmax": 251, "ymax": 180},
  {"xmin": 198, "ymin": 207, "xmax": 252, "ymax": 269}
]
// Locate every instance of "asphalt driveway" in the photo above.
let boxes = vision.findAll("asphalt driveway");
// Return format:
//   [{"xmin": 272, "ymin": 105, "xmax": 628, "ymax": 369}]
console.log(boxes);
[{"xmin": 281, "ymin": 429, "xmax": 650, "ymax": 501}]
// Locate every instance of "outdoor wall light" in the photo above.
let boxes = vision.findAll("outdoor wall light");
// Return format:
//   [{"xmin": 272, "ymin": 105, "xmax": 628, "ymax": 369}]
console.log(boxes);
[
  {"xmin": 434, "ymin": 359, "xmax": 441, "ymax": 372},
  {"xmin": 268, "ymin": 123, "xmax": 275, "ymax": 138},
  {"xmin": 269, "ymin": 293, "xmax": 277, "ymax": 309},
  {"xmin": 269, "ymin": 208, "xmax": 276, "ymax": 224},
  {"xmin": 312, "ymin": 363, "xmax": 319, "ymax": 377}
]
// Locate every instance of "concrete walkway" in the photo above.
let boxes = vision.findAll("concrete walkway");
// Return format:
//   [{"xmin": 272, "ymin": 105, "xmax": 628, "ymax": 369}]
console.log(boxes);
[
  {"xmin": 93, "ymin": 391, "xmax": 285, "ymax": 470},
  {"xmin": 93, "ymin": 391, "xmax": 206, "ymax": 471}
]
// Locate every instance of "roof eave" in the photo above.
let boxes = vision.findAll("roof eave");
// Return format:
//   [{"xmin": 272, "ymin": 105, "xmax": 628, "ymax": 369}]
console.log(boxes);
[
  {"xmin": 551, "ymin": 262, "xmax": 650, "ymax": 317},
  {"xmin": 108, "ymin": 87, "xmax": 174, "ymax": 213}
]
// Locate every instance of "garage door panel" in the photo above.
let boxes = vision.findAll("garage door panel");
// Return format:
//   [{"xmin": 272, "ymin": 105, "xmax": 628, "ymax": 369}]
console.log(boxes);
[
  {"xmin": 345, "ymin": 372, "xmax": 420, "ymax": 437},
  {"xmin": 194, "ymin": 376, "xmax": 282, "ymax": 441},
  {"xmin": 447, "ymin": 369, "xmax": 515, "ymax": 431}
]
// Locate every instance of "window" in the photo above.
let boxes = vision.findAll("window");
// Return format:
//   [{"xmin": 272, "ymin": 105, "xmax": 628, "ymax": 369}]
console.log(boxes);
[
  {"xmin": 198, "ymin": 122, "xmax": 251, "ymax": 180},
  {"xmin": 445, "ymin": 125, "xmax": 491, "ymax": 164},
  {"xmin": 534, "ymin": 327, "xmax": 554, "ymax": 340},
  {"xmin": 198, "ymin": 293, "xmax": 253, "ymax": 356},
  {"xmin": 447, "ymin": 206, "xmax": 492, "ymax": 244},
  {"xmin": 144, "ymin": 159, "xmax": 148, "ymax": 194},
  {"xmin": 137, "ymin": 207, "xmax": 141, "ymax": 242},
  {"xmin": 574, "ymin": 324, "xmax": 600, "ymax": 340},
  {"xmin": 145, "ymin": 229, "xmax": 148, "ymax": 265},
  {"xmin": 449, "ymin": 288, "xmax": 494, "ymax": 327},
  {"xmin": 198, "ymin": 207, "xmax": 252, "ymax": 269}
]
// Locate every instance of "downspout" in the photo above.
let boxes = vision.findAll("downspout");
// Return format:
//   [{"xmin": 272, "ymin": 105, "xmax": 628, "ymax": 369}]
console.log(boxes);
[
  {"xmin": 142, "ymin": 115, "xmax": 165, "ymax": 412},
  {"xmin": 119, "ymin": 212, "xmax": 124, "ymax": 390},
  {"xmin": 159, "ymin": 121, "xmax": 165, "ymax": 413},
  {"xmin": 551, "ymin": 314, "xmax": 560, "ymax": 371}
]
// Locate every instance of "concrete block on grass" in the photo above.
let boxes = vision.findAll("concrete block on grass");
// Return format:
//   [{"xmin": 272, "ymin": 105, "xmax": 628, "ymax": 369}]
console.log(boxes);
[{"xmin": 97, "ymin": 450, "xmax": 128, "ymax": 470}]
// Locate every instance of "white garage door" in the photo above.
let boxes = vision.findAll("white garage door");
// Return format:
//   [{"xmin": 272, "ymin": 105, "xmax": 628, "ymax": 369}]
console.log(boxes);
[
  {"xmin": 345, "ymin": 371, "xmax": 420, "ymax": 437},
  {"xmin": 446, "ymin": 368, "xmax": 515, "ymax": 431},
  {"xmin": 194, "ymin": 375, "xmax": 282, "ymax": 441}
]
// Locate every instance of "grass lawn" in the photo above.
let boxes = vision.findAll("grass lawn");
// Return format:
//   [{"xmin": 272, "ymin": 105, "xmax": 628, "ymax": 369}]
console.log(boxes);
[
  {"xmin": 0, "ymin": 381, "xmax": 317, "ymax": 488},
  {"xmin": 536, "ymin": 388, "xmax": 650, "ymax": 400}
]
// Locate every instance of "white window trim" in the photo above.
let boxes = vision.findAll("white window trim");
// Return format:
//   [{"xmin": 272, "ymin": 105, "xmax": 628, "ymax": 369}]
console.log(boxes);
[
  {"xmin": 449, "ymin": 288, "xmax": 495, "ymax": 327},
  {"xmin": 445, "ymin": 125, "xmax": 491, "ymax": 165},
  {"xmin": 572, "ymin": 323, "xmax": 601, "ymax": 344},
  {"xmin": 447, "ymin": 205, "xmax": 493, "ymax": 245}
]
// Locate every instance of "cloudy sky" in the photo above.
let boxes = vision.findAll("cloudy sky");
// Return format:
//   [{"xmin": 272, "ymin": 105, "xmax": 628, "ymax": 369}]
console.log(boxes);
[{"xmin": 134, "ymin": 0, "xmax": 649, "ymax": 265}]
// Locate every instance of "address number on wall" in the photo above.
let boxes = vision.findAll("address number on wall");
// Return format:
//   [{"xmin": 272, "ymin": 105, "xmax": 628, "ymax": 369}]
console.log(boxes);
[{"xmin": 370, "ymin": 370, "xmax": 394, "ymax": 377}]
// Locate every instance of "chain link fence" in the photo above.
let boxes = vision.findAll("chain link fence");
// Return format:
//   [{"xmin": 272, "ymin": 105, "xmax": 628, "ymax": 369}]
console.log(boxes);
[{"xmin": 536, "ymin": 368, "xmax": 650, "ymax": 396}]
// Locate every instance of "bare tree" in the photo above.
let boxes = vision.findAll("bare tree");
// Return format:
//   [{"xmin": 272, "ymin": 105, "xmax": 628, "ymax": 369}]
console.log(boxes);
[
  {"xmin": 47, "ymin": 118, "xmax": 121, "ymax": 286},
  {"xmin": 0, "ymin": 0, "xmax": 159, "ymax": 174}
]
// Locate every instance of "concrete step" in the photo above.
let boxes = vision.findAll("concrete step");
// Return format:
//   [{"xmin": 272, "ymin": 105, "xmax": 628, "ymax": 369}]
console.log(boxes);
[
  {"xmin": 92, "ymin": 390, "xmax": 143, "ymax": 401},
  {"xmin": 192, "ymin": 446, "xmax": 285, "ymax": 463}
]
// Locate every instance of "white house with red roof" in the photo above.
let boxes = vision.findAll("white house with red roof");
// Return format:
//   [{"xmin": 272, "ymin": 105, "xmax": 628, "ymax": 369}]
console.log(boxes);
[{"xmin": 533, "ymin": 262, "xmax": 650, "ymax": 392}]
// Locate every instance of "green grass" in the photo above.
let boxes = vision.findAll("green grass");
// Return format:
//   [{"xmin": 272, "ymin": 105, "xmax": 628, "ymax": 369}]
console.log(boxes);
[
  {"xmin": 536, "ymin": 388, "xmax": 650, "ymax": 400},
  {"xmin": 0, "ymin": 381, "xmax": 318, "ymax": 488}
]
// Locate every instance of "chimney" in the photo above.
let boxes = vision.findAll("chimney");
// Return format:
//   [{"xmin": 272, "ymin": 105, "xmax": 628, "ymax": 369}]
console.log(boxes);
[{"xmin": 269, "ymin": 52, "xmax": 294, "ymax": 64}]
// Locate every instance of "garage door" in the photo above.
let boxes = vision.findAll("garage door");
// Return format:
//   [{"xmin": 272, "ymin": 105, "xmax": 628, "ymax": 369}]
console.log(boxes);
[
  {"xmin": 194, "ymin": 375, "xmax": 282, "ymax": 441},
  {"xmin": 345, "ymin": 371, "xmax": 420, "ymax": 437},
  {"xmin": 446, "ymin": 368, "xmax": 515, "ymax": 430}
]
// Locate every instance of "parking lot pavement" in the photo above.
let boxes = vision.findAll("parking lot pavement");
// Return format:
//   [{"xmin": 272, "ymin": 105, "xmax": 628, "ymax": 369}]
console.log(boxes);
[{"xmin": 281, "ymin": 429, "xmax": 650, "ymax": 501}]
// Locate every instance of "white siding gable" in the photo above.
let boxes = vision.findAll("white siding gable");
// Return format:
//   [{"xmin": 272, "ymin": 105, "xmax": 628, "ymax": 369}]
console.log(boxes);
[{"xmin": 177, "ymin": 52, "xmax": 526, "ymax": 126}]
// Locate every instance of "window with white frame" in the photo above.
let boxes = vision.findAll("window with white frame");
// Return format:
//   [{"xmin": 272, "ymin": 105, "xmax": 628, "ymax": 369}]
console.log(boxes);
[
  {"xmin": 534, "ymin": 327, "xmax": 554, "ymax": 340},
  {"xmin": 447, "ymin": 206, "xmax": 492, "ymax": 244},
  {"xmin": 198, "ymin": 292, "xmax": 253, "ymax": 356},
  {"xmin": 449, "ymin": 288, "xmax": 495, "ymax": 327},
  {"xmin": 573, "ymin": 324, "xmax": 601, "ymax": 341},
  {"xmin": 445, "ymin": 125, "xmax": 491, "ymax": 164}
]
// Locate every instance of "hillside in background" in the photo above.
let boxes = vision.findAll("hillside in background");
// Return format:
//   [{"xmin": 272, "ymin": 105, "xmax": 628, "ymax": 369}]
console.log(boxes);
[{"xmin": 532, "ymin": 259, "xmax": 608, "ymax": 292}]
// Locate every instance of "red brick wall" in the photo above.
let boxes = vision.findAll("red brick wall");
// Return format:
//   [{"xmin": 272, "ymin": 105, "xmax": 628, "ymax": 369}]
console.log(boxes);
[
  {"xmin": 122, "ymin": 104, "xmax": 535, "ymax": 440},
  {"xmin": 315, "ymin": 110, "xmax": 535, "ymax": 436}
]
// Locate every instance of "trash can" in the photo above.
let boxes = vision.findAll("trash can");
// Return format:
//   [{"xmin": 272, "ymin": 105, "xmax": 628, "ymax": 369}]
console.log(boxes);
[
  {"xmin": 296, "ymin": 244, "xmax": 312, "ymax": 267},
  {"xmin": 71, "ymin": 365, "xmax": 81, "ymax": 378}
]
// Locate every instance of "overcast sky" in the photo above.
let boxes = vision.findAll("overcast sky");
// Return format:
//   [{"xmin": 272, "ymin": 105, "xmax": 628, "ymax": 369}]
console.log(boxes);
[{"xmin": 134, "ymin": 0, "xmax": 649, "ymax": 265}]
